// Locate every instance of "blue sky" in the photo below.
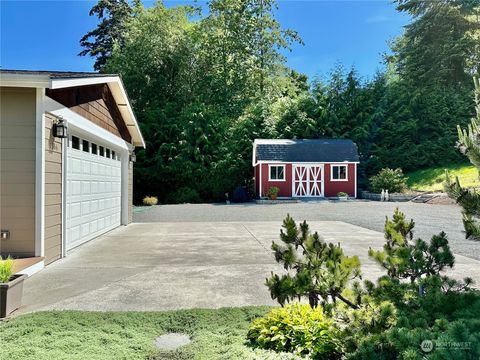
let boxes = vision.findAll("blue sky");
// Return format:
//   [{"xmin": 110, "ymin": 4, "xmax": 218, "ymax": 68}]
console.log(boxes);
[{"xmin": 1, "ymin": 1, "xmax": 409, "ymax": 80}]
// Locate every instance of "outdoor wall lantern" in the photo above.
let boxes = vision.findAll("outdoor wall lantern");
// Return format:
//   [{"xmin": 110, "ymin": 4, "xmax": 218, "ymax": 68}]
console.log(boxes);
[
  {"xmin": 129, "ymin": 151, "xmax": 136, "ymax": 162},
  {"xmin": 53, "ymin": 117, "xmax": 68, "ymax": 138}
]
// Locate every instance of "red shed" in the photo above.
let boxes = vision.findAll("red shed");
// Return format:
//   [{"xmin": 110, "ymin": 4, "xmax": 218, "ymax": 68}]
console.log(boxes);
[{"xmin": 253, "ymin": 139, "xmax": 359, "ymax": 199}]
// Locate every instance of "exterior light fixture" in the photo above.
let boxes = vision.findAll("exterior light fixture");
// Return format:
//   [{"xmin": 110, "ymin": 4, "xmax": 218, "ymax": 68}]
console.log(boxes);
[
  {"xmin": 53, "ymin": 117, "xmax": 68, "ymax": 138},
  {"xmin": 129, "ymin": 151, "xmax": 136, "ymax": 162}
]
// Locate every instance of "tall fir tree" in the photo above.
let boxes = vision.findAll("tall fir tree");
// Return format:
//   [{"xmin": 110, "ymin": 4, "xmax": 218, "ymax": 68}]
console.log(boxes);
[{"xmin": 79, "ymin": 0, "xmax": 140, "ymax": 71}]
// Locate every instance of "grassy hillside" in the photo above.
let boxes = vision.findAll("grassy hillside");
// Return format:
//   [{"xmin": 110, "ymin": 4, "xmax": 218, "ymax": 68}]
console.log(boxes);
[{"xmin": 407, "ymin": 163, "xmax": 480, "ymax": 192}]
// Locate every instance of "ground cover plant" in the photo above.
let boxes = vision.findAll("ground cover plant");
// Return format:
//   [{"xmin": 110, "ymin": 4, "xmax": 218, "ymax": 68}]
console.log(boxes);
[{"xmin": 0, "ymin": 307, "xmax": 306, "ymax": 360}]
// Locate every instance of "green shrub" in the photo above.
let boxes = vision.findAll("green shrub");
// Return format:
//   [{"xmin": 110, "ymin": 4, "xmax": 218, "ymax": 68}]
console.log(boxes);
[
  {"xmin": 142, "ymin": 196, "xmax": 158, "ymax": 206},
  {"xmin": 0, "ymin": 257, "xmax": 14, "ymax": 283},
  {"xmin": 369, "ymin": 168, "xmax": 407, "ymax": 193},
  {"xmin": 267, "ymin": 186, "xmax": 280, "ymax": 197},
  {"xmin": 165, "ymin": 187, "xmax": 201, "ymax": 204},
  {"xmin": 247, "ymin": 303, "xmax": 343, "ymax": 359},
  {"xmin": 345, "ymin": 289, "xmax": 480, "ymax": 359},
  {"xmin": 337, "ymin": 192, "xmax": 348, "ymax": 197}
]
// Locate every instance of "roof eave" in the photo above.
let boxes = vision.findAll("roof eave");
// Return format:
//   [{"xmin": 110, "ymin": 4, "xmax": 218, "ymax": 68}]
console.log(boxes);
[
  {"xmin": 50, "ymin": 76, "xmax": 145, "ymax": 148},
  {"xmin": 106, "ymin": 79, "xmax": 145, "ymax": 148},
  {"xmin": 50, "ymin": 76, "xmax": 120, "ymax": 90}
]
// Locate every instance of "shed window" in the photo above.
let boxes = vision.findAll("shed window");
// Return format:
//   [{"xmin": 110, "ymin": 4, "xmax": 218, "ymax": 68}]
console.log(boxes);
[
  {"xmin": 99, "ymin": 146, "xmax": 105, "ymax": 156},
  {"xmin": 106, "ymin": 149, "xmax": 111, "ymax": 158},
  {"xmin": 72, "ymin": 136, "xmax": 80, "ymax": 150},
  {"xmin": 331, "ymin": 165, "xmax": 348, "ymax": 181},
  {"xmin": 91, "ymin": 143, "xmax": 98, "ymax": 155},
  {"xmin": 269, "ymin": 165, "xmax": 285, "ymax": 181},
  {"xmin": 111, "ymin": 150, "xmax": 116, "ymax": 160}
]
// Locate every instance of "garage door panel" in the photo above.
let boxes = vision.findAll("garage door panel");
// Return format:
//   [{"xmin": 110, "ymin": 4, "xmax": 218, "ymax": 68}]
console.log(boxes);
[{"xmin": 66, "ymin": 135, "xmax": 122, "ymax": 251}]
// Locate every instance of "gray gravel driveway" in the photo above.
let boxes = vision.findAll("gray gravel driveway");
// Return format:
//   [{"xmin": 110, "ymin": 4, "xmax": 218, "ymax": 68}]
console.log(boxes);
[{"xmin": 134, "ymin": 201, "xmax": 480, "ymax": 261}]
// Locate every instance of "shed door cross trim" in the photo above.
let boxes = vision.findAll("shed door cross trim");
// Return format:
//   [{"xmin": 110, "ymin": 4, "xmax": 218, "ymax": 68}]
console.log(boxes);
[{"xmin": 293, "ymin": 164, "xmax": 324, "ymax": 197}]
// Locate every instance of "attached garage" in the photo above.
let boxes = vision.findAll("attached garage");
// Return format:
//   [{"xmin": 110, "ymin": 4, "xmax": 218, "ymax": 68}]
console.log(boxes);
[{"xmin": 0, "ymin": 70, "xmax": 145, "ymax": 270}]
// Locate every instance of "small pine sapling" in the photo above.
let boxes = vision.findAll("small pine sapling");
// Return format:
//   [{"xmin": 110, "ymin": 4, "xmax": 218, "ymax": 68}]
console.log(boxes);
[
  {"xmin": 266, "ymin": 214, "xmax": 361, "ymax": 309},
  {"xmin": 369, "ymin": 209, "xmax": 456, "ymax": 292}
]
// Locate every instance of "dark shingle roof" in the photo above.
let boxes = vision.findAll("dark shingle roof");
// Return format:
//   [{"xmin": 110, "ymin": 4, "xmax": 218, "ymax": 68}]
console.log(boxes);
[
  {"xmin": 0, "ymin": 69, "xmax": 116, "ymax": 79},
  {"xmin": 255, "ymin": 139, "xmax": 359, "ymax": 163}
]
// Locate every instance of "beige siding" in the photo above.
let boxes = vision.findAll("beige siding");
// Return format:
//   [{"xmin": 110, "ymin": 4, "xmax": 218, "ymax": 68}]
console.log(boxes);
[
  {"xmin": 0, "ymin": 87, "xmax": 36, "ymax": 256},
  {"xmin": 44, "ymin": 114, "xmax": 62, "ymax": 264},
  {"xmin": 128, "ymin": 161, "xmax": 133, "ymax": 224}
]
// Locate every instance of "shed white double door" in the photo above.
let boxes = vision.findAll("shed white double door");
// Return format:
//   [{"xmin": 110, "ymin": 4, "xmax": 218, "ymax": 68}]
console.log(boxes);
[
  {"xmin": 65, "ymin": 135, "xmax": 122, "ymax": 250},
  {"xmin": 292, "ymin": 164, "xmax": 324, "ymax": 197}
]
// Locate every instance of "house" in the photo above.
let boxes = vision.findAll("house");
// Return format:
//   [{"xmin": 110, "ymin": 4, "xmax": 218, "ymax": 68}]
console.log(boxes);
[
  {"xmin": 252, "ymin": 139, "xmax": 359, "ymax": 199},
  {"xmin": 0, "ymin": 70, "xmax": 145, "ymax": 273}
]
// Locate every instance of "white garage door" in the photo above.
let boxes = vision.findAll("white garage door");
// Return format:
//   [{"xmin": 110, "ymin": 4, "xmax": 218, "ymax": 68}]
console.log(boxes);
[{"xmin": 66, "ymin": 134, "xmax": 122, "ymax": 250}]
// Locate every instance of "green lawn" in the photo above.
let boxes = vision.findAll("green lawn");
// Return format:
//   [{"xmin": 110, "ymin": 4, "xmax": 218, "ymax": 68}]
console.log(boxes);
[
  {"xmin": 406, "ymin": 163, "xmax": 480, "ymax": 191},
  {"xmin": 0, "ymin": 307, "xmax": 300, "ymax": 360}
]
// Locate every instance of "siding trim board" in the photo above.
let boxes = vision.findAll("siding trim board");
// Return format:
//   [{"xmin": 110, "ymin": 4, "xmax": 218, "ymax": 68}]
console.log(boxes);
[{"xmin": 35, "ymin": 88, "xmax": 45, "ymax": 257}]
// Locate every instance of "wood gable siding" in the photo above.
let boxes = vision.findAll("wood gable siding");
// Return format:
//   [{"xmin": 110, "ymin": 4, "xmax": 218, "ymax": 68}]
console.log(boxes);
[
  {"xmin": 46, "ymin": 84, "xmax": 132, "ymax": 143},
  {"xmin": 44, "ymin": 113, "xmax": 62, "ymax": 264}
]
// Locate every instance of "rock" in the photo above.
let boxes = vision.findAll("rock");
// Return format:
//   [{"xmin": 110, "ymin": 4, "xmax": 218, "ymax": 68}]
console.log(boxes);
[{"xmin": 155, "ymin": 333, "xmax": 191, "ymax": 350}]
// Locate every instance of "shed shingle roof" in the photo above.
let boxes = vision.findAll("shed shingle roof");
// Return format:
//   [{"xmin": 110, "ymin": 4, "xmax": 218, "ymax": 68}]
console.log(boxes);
[{"xmin": 254, "ymin": 139, "xmax": 359, "ymax": 163}]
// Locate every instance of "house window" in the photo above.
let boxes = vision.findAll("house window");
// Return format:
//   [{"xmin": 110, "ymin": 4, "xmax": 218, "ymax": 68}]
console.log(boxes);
[
  {"xmin": 111, "ymin": 150, "xmax": 116, "ymax": 160},
  {"xmin": 72, "ymin": 136, "xmax": 80, "ymax": 150},
  {"xmin": 331, "ymin": 165, "xmax": 348, "ymax": 181},
  {"xmin": 269, "ymin": 165, "xmax": 285, "ymax": 181},
  {"xmin": 99, "ymin": 146, "xmax": 105, "ymax": 156},
  {"xmin": 91, "ymin": 143, "xmax": 98, "ymax": 155},
  {"xmin": 106, "ymin": 149, "xmax": 111, "ymax": 158}
]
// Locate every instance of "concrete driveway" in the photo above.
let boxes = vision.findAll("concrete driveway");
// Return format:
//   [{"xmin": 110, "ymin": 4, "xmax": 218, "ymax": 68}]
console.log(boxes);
[
  {"xmin": 135, "ymin": 201, "xmax": 477, "ymax": 260},
  {"xmin": 20, "ymin": 219, "xmax": 480, "ymax": 313}
]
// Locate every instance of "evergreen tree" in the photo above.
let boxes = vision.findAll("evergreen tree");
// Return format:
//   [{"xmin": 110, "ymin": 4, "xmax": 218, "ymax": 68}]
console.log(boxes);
[
  {"xmin": 79, "ymin": 0, "xmax": 140, "ymax": 71},
  {"xmin": 266, "ymin": 214, "xmax": 361, "ymax": 309},
  {"xmin": 446, "ymin": 76, "xmax": 480, "ymax": 240},
  {"xmin": 368, "ymin": 209, "xmax": 455, "ymax": 283}
]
